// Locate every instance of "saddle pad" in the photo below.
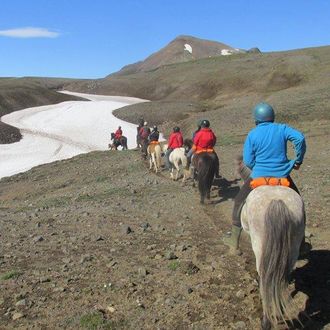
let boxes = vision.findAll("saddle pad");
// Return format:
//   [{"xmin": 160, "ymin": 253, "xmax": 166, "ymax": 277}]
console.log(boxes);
[
  {"xmin": 195, "ymin": 148, "xmax": 214, "ymax": 154},
  {"xmin": 250, "ymin": 177, "xmax": 290, "ymax": 189}
]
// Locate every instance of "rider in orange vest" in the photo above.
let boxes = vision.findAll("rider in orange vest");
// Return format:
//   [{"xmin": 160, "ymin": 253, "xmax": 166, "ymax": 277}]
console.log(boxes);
[{"xmin": 190, "ymin": 120, "xmax": 220, "ymax": 178}]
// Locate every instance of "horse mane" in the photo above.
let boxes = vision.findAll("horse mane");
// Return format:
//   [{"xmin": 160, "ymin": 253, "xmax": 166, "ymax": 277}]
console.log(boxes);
[{"xmin": 184, "ymin": 138, "xmax": 193, "ymax": 149}]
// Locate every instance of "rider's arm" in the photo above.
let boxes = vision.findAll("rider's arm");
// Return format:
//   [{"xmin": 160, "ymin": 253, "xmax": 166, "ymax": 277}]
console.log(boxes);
[
  {"xmin": 243, "ymin": 134, "xmax": 255, "ymax": 169},
  {"xmin": 284, "ymin": 125, "xmax": 306, "ymax": 164}
]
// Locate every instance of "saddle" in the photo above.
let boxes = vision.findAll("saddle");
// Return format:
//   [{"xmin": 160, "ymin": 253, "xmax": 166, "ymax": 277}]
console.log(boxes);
[
  {"xmin": 149, "ymin": 141, "xmax": 160, "ymax": 145},
  {"xmin": 250, "ymin": 177, "xmax": 290, "ymax": 189}
]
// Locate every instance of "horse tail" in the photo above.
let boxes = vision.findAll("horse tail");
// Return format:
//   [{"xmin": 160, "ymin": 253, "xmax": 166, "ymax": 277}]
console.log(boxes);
[
  {"xmin": 259, "ymin": 199, "xmax": 297, "ymax": 327},
  {"xmin": 197, "ymin": 154, "xmax": 216, "ymax": 203}
]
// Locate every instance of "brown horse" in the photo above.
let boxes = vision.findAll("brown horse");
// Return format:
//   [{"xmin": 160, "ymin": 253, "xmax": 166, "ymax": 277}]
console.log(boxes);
[
  {"xmin": 192, "ymin": 152, "xmax": 217, "ymax": 204},
  {"xmin": 109, "ymin": 133, "xmax": 128, "ymax": 150}
]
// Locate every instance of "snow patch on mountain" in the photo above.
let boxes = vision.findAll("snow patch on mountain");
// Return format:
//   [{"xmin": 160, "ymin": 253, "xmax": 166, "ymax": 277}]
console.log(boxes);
[{"xmin": 184, "ymin": 43, "xmax": 193, "ymax": 54}]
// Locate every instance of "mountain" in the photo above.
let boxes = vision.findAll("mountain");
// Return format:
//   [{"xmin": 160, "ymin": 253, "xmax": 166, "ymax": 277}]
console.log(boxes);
[{"xmin": 111, "ymin": 35, "xmax": 244, "ymax": 75}]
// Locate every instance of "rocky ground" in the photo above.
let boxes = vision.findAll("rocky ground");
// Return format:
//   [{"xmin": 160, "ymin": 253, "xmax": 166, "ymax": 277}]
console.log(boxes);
[{"xmin": 0, "ymin": 123, "xmax": 329, "ymax": 329}]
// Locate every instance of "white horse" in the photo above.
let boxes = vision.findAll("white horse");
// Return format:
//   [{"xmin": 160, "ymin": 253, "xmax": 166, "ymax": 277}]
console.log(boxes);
[
  {"xmin": 147, "ymin": 143, "xmax": 162, "ymax": 173},
  {"xmin": 163, "ymin": 144, "xmax": 189, "ymax": 182},
  {"xmin": 241, "ymin": 185, "xmax": 305, "ymax": 329}
]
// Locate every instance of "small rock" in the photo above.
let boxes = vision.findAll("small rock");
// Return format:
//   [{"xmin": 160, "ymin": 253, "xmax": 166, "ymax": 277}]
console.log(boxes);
[
  {"xmin": 15, "ymin": 299, "xmax": 26, "ymax": 307},
  {"xmin": 141, "ymin": 223, "xmax": 150, "ymax": 231},
  {"xmin": 165, "ymin": 251, "xmax": 178, "ymax": 260},
  {"xmin": 107, "ymin": 306, "xmax": 116, "ymax": 313},
  {"xmin": 138, "ymin": 267, "xmax": 148, "ymax": 277},
  {"xmin": 233, "ymin": 321, "xmax": 246, "ymax": 329},
  {"xmin": 39, "ymin": 277, "xmax": 51, "ymax": 283},
  {"xmin": 182, "ymin": 261, "xmax": 199, "ymax": 275},
  {"xmin": 154, "ymin": 254, "xmax": 162, "ymax": 260},
  {"xmin": 33, "ymin": 236, "xmax": 44, "ymax": 243},
  {"xmin": 122, "ymin": 225, "xmax": 132, "ymax": 234},
  {"xmin": 80, "ymin": 254, "xmax": 93, "ymax": 264},
  {"xmin": 53, "ymin": 286, "xmax": 66, "ymax": 293},
  {"xmin": 146, "ymin": 244, "xmax": 156, "ymax": 251},
  {"xmin": 12, "ymin": 312, "xmax": 24, "ymax": 320},
  {"xmin": 95, "ymin": 236, "xmax": 104, "ymax": 241},
  {"xmin": 235, "ymin": 290, "xmax": 246, "ymax": 299},
  {"xmin": 187, "ymin": 288, "xmax": 193, "ymax": 294}
]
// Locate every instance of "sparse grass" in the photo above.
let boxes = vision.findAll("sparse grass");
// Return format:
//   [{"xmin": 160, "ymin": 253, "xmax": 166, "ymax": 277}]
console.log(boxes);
[
  {"xmin": 80, "ymin": 312, "xmax": 127, "ymax": 330},
  {"xmin": 168, "ymin": 261, "xmax": 180, "ymax": 271},
  {"xmin": 96, "ymin": 176, "xmax": 108, "ymax": 183},
  {"xmin": 37, "ymin": 196, "xmax": 72, "ymax": 208},
  {"xmin": 80, "ymin": 312, "xmax": 104, "ymax": 330},
  {"xmin": 75, "ymin": 187, "xmax": 128, "ymax": 202},
  {"xmin": 1, "ymin": 270, "xmax": 22, "ymax": 280}
]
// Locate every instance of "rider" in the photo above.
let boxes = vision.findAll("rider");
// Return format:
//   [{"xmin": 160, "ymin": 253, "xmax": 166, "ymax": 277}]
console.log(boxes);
[
  {"xmin": 139, "ymin": 121, "xmax": 151, "ymax": 159},
  {"xmin": 136, "ymin": 117, "xmax": 144, "ymax": 148},
  {"xmin": 165, "ymin": 126, "xmax": 183, "ymax": 171},
  {"xmin": 189, "ymin": 119, "xmax": 221, "ymax": 178},
  {"xmin": 114, "ymin": 126, "xmax": 123, "ymax": 141},
  {"xmin": 149, "ymin": 125, "xmax": 160, "ymax": 143},
  {"xmin": 223, "ymin": 102, "xmax": 306, "ymax": 252}
]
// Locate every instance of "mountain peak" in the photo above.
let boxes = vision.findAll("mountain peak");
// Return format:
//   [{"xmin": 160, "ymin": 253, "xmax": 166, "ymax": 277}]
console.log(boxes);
[{"xmin": 112, "ymin": 35, "xmax": 244, "ymax": 76}]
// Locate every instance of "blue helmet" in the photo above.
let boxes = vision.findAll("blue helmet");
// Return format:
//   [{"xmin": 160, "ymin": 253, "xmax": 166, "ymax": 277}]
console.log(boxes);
[{"xmin": 253, "ymin": 102, "xmax": 275, "ymax": 123}]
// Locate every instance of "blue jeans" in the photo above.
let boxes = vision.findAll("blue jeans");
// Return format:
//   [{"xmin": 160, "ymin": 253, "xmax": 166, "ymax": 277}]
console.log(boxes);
[{"xmin": 165, "ymin": 149, "xmax": 173, "ymax": 170}]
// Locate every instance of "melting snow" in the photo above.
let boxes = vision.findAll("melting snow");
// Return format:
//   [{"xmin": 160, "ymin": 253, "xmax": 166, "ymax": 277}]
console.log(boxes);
[
  {"xmin": 0, "ymin": 91, "xmax": 148, "ymax": 179},
  {"xmin": 184, "ymin": 43, "xmax": 192, "ymax": 54},
  {"xmin": 221, "ymin": 49, "xmax": 234, "ymax": 56}
]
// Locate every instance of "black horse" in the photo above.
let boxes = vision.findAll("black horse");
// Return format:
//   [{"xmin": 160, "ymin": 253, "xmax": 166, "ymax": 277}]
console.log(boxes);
[
  {"xmin": 192, "ymin": 152, "xmax": 218, "ymax": 204},
  {"xmin": 109, "ymin": 133, "xmax": 128, "ymax": 150}
]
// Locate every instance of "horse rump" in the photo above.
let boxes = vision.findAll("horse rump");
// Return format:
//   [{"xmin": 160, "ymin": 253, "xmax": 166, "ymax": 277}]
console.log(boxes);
[{"xmin": 195, "ymin": 152, "xmax": 217, "ymax": 204}]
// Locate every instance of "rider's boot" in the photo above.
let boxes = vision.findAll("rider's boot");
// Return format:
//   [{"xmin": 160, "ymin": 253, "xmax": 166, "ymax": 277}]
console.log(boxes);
[{"xmin": 223, "ymin": 225, "xmax": 242, "ymax": 254}]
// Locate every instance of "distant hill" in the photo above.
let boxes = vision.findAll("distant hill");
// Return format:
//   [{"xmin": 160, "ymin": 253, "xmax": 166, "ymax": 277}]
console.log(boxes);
[
  {"xmin": 111, "ymin": 35, "xmax": 244, "ymax": 76},
  {"xmin": 0, "ymin": 77, "xmax": 83, "ymax": 144}
]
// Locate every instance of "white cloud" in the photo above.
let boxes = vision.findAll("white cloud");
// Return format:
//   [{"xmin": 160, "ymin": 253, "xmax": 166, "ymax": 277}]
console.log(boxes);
[{"xmin": 0, "ymin": 27, "xmax": 60, "ymax": 38}]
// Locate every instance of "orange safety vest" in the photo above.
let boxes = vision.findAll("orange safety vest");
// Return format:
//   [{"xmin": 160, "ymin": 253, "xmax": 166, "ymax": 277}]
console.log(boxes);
[{"xmin": 250, "ymin": 177, "xmax": 290, "ymax": 189}]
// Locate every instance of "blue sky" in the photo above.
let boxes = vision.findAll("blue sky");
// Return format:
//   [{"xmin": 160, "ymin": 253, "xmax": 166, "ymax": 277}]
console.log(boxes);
[{"xmin": 0, "ymin": 0, "xmax": 329, "ymax": 78}]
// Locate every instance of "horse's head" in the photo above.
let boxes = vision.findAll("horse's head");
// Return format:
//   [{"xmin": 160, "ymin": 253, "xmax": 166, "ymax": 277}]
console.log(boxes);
[
  {"xmin": 162, "ymin": 143, "xmax": 168, "ymax": 153},
  {"xmin": 110, "ymin": 132, "xmax": 115, "ymax": 140},
  {"xmin": 234, "ymin": 155, "xmax": 251, "ymax": 182},
  {"xmin": 184, "ymin": 138, "xmax": 193, "ymax": 153}
]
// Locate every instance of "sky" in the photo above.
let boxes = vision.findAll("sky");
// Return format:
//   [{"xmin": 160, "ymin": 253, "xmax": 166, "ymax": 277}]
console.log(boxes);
[{"xmin": 0, "ymin": 0, "xmax": 329, "ymax": 78}]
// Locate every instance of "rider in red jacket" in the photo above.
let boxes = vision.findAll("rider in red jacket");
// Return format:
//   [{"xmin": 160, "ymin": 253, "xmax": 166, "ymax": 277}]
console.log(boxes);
[
  {"xmin": 165, "ymin": 127, "xmax": 183, "ymax": 170},
  {"xmin": 190, "ymin": 119, "xmax": 220, "ymax": 178},
  {"xmin": 193, "ymin": 126, "xmax": 216, "ymax": 152},
  {"xmin": 168, "ymin": 129, "xmax": 183, "ymax": 149},
  {"xmin": 114, "ymin": 126, "xmax": 123, "ymax": 140}
]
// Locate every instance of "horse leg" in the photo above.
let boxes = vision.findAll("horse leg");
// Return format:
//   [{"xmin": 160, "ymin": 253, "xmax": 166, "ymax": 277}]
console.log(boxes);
[
  {"xmin": 153, "ymin": 154, "xmax": 158, "ymax": 173},
  {"xmin": 174, "ymin": 162, "xmax": 180, "ymax": 181},
  {"xmin": 261, "ymin": 315, "xmax": 271, "ymax": 330},
  {"xmin": 149, "ymin": 155, "xmax": 153, "ymax": 170}
]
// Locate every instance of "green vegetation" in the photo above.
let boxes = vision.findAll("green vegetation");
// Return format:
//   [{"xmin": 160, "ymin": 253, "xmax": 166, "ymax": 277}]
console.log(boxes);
[
  {"xmin": 1, "ymin": 270, "xmax": 22, "ymax": 280},
  {"xmin": 168, "ymin": 261, "xmax": 180, "ymax": 271},
  {"xmin": 80, "ymin": 312, "xmax": 127, "ymax": 330}
]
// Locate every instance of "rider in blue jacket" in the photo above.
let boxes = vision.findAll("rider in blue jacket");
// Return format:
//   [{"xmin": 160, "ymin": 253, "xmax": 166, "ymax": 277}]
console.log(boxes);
[{"xmin": 223, "ymin": 102, "xmax": 306, "ymax": 251}]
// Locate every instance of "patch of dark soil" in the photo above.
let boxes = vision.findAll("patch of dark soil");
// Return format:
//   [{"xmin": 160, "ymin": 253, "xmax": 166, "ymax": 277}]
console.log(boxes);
[{"xmin": 0, "ymin": 122, "xmax": 22, "ymax": 144}]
